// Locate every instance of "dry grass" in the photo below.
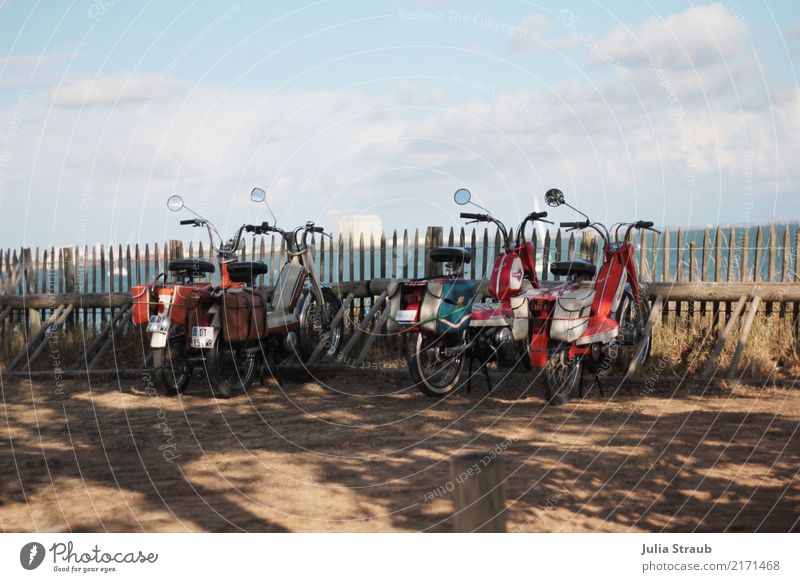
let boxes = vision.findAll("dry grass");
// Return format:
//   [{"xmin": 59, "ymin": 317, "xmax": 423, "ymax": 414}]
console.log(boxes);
[
  {"xmin": 650, "ymin": 312, "xmax": 799, "ymax": 378},
  {"xmin": 3, "ymin": 308, "xmax": 798, "ymax": 379}
]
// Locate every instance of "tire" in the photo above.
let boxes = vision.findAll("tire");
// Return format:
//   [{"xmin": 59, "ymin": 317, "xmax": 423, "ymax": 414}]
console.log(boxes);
[
  {"xmin": 152, "ymin": 333, "xmax": 192, "ymax": 396},
  {"xmin": 544, "ymin": 353, "xmax": 582, "ymax": 405},
  {"xmin": 616, "ymin": 291, "xmax": 651, "ymax": 370},
  {"xmin": 407, "ymin": 331, "xmax": 466, "ymax": 397},
  {"xmin": 298, "ymin": 287, "xmax": 343, "ymax": 363},
  {"xmin": 206, "ymin": 335, "xmax": 257, "ymax": 398}
]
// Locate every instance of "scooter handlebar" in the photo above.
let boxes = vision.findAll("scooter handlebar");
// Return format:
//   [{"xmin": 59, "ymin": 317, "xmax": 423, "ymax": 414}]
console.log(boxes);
[
  {"xmin": 460, "ymin": 212, "xmax": 488, "ymax": 221},
  {"xmin": 179, "ymin": 219, "xmax": 197, "ymax": 226}
]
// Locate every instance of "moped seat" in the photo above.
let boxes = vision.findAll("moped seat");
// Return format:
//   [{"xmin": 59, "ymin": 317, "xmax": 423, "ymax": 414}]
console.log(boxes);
[
  {"xmin": 167, "ymin": 259, "xmax": 216, "ymax": 274},
  {"xmin": 430, "ymin": 246, "xmax": 472, "ymax": 264},
  {"xmin": 549, "ymin": 259, "xmax": 595, "ymax": 278},
  {"xmin": 228, "ymin": 261, "xmax": 268, "ymax": 283}
]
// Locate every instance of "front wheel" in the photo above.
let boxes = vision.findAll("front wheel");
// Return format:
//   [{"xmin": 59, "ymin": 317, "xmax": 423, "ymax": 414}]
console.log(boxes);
[
  {"xmin": 616, "ymin": 291, "xmax": 651, "ymax": 371},
  {"xmin": 407, "ymin": 331, "xmax": 467, "ymax": 397},
  {"xmin": 206, "ymin": 336, "xmax": 257, "ymax": 398},
  {"xmin": 544, "ymin": 353, "xmax": 582, "ymax": 405},
  {"xmin": 152, "ymin": 333, "xmax": 193, "ymax": 396}
]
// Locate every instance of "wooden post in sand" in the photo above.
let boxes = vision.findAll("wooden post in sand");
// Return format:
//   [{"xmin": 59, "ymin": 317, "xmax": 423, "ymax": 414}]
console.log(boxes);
[{"xmin": 450, "ymin": 451, "xmax": 507, "ymax": 532}]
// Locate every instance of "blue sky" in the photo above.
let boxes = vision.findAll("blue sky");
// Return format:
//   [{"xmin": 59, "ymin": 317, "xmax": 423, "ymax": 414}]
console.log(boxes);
[{"xmin": 1, "ymin": 0, "xmax": 799, "ymax": 247}]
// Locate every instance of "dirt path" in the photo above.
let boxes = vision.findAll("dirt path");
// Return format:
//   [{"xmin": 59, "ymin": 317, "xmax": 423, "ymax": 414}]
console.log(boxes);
[{"xmin": 1, "ymin": 369, "xmax": 798, "ymax": 532}]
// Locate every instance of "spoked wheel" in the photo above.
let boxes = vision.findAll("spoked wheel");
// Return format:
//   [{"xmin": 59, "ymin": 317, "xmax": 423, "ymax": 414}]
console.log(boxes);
[
  {"xmin": 616, "ymin": 291, "xmax": 651, "ymax": 372},
  {"xmin": 206, "ymin": 336, "xmax": 257, "ymax": 398},
  {"xmin": 152, "ymin": 332, "xmax": 193, "ymax": 396},
  {"xmin": 544, "ymin": 352, "xmax": 582, "ymax": 405},
  {"xmin": 408, "ymin": 331, "xmax": 467, "ymax": 397},
  {"xmin": 298, "ymin": 288, "xmax": 343, "ymax": 362}
]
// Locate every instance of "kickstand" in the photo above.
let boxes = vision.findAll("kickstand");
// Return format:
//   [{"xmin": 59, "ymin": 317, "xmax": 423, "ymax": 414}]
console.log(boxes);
[
  {"xmin": 588, "ymin": 371, "xmax": 605, "ymax": 397},
  {"xmin": 466, "ymin": 355, "xmax": 473, "ymax": 394},
  {"xmin": 483, "ymin": 361, "xmax": 493, "ymax": 393}
]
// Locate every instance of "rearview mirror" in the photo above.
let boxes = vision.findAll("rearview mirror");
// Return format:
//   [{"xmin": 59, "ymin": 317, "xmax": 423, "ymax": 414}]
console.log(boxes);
[
  {"xmin": 454, "ymin": 188, "xmax": 471, "ymax": 205},
  {"xmin": 167, "ymin": 195, "xmax": 184, "ymax": 212},
  {"xmin": 544, "ymin": 188, "xmax": 564, "ymax": 207},
  {"xmin": 250, "ymin": 187, "xmax": 266, "ymax": 203}
]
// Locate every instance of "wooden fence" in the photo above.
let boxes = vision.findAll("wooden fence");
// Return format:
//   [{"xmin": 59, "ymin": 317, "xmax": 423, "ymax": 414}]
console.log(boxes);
[{"xmin": 1, "ymin": 222, "xmax": 799, "ymax": 377}]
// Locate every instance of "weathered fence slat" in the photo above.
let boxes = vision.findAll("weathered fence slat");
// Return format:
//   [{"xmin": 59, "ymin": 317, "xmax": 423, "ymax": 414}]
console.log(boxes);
[
  {"xmin": 626, "ymin": 296, "xmax": 663, "ymax": 376},
  {"xmin": 726, "ymin": 296, "xmax": 761, "ymax": 379},
  {"xmin": 702, "ymin": 295, "xmax": 747, "ymax": 378}
]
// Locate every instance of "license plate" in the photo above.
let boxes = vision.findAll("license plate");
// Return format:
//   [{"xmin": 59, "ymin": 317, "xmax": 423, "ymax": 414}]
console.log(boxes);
[
  {"xmin": 395, "ymin": 309, "xmax": 418, "ymax": 323},
  {"xmin": 146, "ymin": 315, "xmax": 169, "ymax": 332},
  {"xmin": 191, "ymin": 326, "xmax": 215, "ymax": 349}
]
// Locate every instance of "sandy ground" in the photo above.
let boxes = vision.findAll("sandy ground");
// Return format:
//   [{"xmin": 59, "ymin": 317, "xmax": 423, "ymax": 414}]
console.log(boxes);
[{"xmin": 1, "ymin": 367, "xmax": 798, "ymax": 532}]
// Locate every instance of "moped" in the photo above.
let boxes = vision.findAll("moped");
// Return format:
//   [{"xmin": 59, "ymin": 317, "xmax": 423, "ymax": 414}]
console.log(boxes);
[
  {"xmin": 247, "ymin": 187, "xmax": 343, "ymax": 369},
  {"xmin": 452, "ymin": 187, "xmax": 551, "ymax": 391},
  {"xmin": 131, "ymin": 191, "xmax": 270, "ymax": 397},
  {"xmin": 392, "ymin": 188, "xmax": 550, "ymax": 396},
  {"xmin": 133, "ymin": 188, "xmax": 342, "ymax": 398},
  {"xmin": 534, "ymin": 187, "xmax": 657, "ymax": 404}
]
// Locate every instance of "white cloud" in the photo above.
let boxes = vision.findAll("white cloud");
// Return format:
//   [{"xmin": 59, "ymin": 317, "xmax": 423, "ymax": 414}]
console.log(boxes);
[
  {"xmin": 593, "ymin": 3, "xmax": 745, "ymax": 69},
  {"xmin": 508, "ymin": 13, "xmax": 551, "ymax": 52},
  {"xmin": 49, "ymin": 74, "xmax": 183, "ymax": 107},
  {"xmin": 1, "ymin": 4, "xmax": 797, "ymax": 247},
  {"xmin": 0, "ymin": 52, "xmax": 74, "ymax": 88}
]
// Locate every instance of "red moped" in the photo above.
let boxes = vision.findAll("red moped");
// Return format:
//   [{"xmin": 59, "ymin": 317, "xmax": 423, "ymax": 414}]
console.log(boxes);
[{"xmin": 534, "ymin": 188, "xmax": 657, "ymax": 404}]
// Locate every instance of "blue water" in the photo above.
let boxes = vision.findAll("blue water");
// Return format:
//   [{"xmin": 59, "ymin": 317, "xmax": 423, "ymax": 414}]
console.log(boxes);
[{"xmin": 14, "ymin": 224, "xmax": 798, "ymax": 294}]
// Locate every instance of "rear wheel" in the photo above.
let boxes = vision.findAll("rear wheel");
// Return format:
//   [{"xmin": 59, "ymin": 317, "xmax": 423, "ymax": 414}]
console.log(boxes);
[
  {"xmin": 408, "ymin": 331, "xmax": 466, "ymax": 397},
  {"xmin": 152, "ymin": 332, "xmax": 192, "ymax": 396},
  {"xmin": 206, "ymin": 336, "xmax": 257, "ymax": 398},
  {"xmin": 544, "ymin": 352, "xmax": 582, "ymax": 405},
  {"xmin": 298, "ymin": 288, "xmax": 343, "ymax": 362}
]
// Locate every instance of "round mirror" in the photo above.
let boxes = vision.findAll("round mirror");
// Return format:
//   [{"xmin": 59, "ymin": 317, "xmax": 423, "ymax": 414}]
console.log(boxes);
[
  {"xmin": 453, "ymin": 188, "xmax": 471, "ymax": 205},
  {"xmin": 544, "ymin": 188, "xmax": 565, "ymax": 207},
  {"xmin": 167, "ymin": 195, "xmax": 184, "ymax": 212},
  {"xmin": 250, "ymin": 187, "xmax": 266, "ymax": 203}
]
